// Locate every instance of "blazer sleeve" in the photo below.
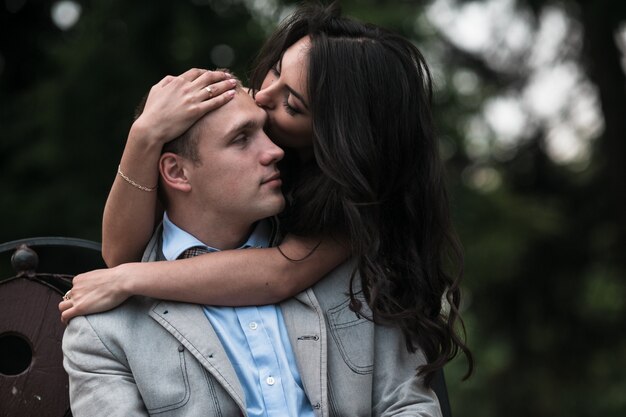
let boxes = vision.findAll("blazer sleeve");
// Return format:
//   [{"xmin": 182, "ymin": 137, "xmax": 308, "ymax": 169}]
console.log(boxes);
[
  {"xmin": 371, "ymin": 323, "xmax": 443, "ymax": 417},
  {"xmin": 62, "ymin": 316, "xmax": 149, "ymax": 417}
]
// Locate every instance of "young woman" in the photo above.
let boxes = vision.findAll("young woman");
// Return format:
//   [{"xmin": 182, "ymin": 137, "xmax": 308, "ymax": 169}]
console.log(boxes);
[{"xmin": 60, "ymin": 2, "xmax": 473, "ymax": 385}]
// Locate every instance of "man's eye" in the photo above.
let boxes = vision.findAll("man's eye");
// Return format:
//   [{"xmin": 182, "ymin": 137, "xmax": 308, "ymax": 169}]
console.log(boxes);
[{"xmin": 233, "ymin": 135, "xmax": 249, "ymax": 145}]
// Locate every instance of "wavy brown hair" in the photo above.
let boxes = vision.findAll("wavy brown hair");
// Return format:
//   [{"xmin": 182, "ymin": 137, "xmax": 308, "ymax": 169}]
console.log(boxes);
[{"xmin": 249, "ymin": 2, "xmax": 473, "ymax": 385}]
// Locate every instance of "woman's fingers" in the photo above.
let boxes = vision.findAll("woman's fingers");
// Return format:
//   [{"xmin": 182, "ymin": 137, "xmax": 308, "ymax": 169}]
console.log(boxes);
[
  {"xmin": 158, "ymin": 69, "xmax": 237, "ymax": 101},
  {"xmin": 193, "ymin": 70, "xmax": 237, "ymax": 98},
  {"xmin": 199, "ymin": 78, "xmax": 238, "ymax": 101},
  {"xmin": 59, "ymin": 298, "xmax": 70, "ymax": 310},
  {"xmin": 59, "ymin": 299, "xmax": 73, "ymax": 325},
  {"xmin": 191, "ymin": 68, "xmax": 232, "ymax": 87},
  {"xmin": 190, "ymin": 70, "xmax": 238, "ymax": 113},
  {"xmin": 178, "ymin": 67, "xmax": 208, "ymax": 82},
  {"xmin": 199, "ymin": 88, "xmax": 236, "ymax": 112},
  {"xmin": 157, "ymin": 75, "xmax": 177, "ymax": 88}
]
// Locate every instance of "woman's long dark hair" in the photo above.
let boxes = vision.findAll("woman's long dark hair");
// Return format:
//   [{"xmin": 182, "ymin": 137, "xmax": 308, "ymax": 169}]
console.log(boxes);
[{"xmin": 250, "ymin": 2, "xmax": 473, "ymax": 385}]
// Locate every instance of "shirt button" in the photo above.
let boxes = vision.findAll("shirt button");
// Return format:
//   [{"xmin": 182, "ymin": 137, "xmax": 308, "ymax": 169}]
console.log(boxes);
[
  {"xmin": 249, "ymin": 322, "xmax": 258, "ymax": 330},
  {"xmin": 266, "ymin": 376, "xmax": 275, "ymax": 386}
]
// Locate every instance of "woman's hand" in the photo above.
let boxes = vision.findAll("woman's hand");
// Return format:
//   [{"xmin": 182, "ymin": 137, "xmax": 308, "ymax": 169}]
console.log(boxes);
[
  {"xmin": 132, "ymin": 68, "xmax": 238, "ymax": 146},
  {"xmin": 59, "ymin": 264, "xmax": 135, "ymax": 324}
]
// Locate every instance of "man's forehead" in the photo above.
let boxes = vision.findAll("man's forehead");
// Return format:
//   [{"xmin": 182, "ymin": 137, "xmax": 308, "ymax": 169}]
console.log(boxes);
[
  {"xmin": 195, "ymin": 89, "xmax": 262, "ymax": 134},
  {"xmin": 209, "ymin": 88, "xmax": 256, "ymax": 116}
]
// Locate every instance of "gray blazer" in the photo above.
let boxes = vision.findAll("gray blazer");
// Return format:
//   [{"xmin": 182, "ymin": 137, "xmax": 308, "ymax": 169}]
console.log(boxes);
[{"xmin": 63, "ymin": 231, "xmax": 441, "ymax": 417}]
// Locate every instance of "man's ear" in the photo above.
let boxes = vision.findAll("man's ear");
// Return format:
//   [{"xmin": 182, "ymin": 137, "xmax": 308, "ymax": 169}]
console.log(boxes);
[{"xmin": 159, "ymin": 153, "xmax": 192, "ymax": 193}]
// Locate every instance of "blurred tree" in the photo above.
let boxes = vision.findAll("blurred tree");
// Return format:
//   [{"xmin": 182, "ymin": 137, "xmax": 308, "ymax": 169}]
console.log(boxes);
[
  {"xmin": 1, "ymin": 0, "xmax": 267, "ymax": 242},
  {"xmin": 427, "ymin": 0, "xmax": 626, "ymax": 416}
]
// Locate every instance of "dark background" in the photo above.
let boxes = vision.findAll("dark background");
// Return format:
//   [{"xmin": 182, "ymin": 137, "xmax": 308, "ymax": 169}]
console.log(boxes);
[{"xmin": 2, "ymin": 0, "xmax": 625, "ymax": 415}]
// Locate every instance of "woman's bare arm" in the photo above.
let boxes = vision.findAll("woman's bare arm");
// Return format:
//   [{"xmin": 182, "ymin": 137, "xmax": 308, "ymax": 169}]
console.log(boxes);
[
  {"xmin": 60, "ymin": 234, "xmax": 349, "ymax": 323},
  {"xmin": 101, "ymin": 124, "xmax": 163, "ymax": 265},
  {"xmin": 102, "ymin": 68, "xmax": 237, "ymax": 266}
]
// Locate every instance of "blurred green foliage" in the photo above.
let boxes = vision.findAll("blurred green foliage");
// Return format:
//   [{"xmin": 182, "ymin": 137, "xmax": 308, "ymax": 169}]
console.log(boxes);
[{"xmin": 1, "ymin": 0, "xmax": 625, "ymax": 415}]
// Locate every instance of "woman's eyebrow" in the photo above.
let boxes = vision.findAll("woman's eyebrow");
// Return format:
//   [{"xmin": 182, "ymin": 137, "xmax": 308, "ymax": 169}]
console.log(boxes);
[
  {"xmin": 286, "ymin": 86, "xmax": 309, "ymax": 110},
  {"xmin": 278, "ymin": 54, "xmax": 309, "ymax": 110}
]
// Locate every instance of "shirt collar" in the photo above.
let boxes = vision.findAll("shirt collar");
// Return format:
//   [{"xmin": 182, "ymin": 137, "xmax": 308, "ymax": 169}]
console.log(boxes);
[{"xmin": 161, "ymin": 212, "xmax": 271, "ymax": 261}]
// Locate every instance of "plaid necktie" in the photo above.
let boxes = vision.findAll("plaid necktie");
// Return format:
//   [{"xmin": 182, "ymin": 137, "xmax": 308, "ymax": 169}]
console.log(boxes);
[{"xmin": 178, "ymin": 246, "xmax": 210, "ymax": 259}]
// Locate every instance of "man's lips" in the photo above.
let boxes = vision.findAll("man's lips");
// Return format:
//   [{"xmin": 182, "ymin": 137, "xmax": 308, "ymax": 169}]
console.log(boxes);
[{"xmin": 261, "ymin": 172, "xmax": 282, "ymax": 185}]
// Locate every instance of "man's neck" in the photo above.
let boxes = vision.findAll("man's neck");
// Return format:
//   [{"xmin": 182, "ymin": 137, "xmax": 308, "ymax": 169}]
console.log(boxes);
[{"xmin": 166, "ymin": 211, "xmax": 254, "ymax": 250}]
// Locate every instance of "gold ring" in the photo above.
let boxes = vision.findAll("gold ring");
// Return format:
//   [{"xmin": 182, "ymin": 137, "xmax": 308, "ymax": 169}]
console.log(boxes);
[
  {"xmin": 63, "ymin": 290, "xmax": 72, "ymax": 301},
  {"xmin": 205, "ymin": 86, "xmax": 213, "ymax": 98}
]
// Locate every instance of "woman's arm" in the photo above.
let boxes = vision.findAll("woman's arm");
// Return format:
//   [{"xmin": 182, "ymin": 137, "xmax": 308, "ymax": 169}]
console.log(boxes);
[
  {"xmin": 102, "ymin": 68, "xmax": 237, "ymax": 266},
  {"xmin": 101, "ymin": 123, "xmax": 163, "ymax": 265},
  {"xmin": 60, "ymin": 234, "xmax": 349, "ymax": 323}
]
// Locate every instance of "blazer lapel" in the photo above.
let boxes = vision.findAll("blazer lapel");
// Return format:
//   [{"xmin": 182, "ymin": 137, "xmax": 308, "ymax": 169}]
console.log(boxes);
[{"xmin": 148, "ymin": 301, "xmax": 247, "ymax": 411}]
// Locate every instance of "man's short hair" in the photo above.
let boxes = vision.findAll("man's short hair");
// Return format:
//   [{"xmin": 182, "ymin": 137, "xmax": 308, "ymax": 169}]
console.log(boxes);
[
  {"xmin": 132, "ymin": 93, "xmax": 201, "ymax": 164},
  {"xmin": 163, "ymin": 126, "xmax": 202, "ymax": 164}
]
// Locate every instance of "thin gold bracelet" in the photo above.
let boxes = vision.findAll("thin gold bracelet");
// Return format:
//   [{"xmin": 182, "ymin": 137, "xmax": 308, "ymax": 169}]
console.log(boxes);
[{"xmin": 117, "ymin": 165, "xmax": 158, "ymax": 192}]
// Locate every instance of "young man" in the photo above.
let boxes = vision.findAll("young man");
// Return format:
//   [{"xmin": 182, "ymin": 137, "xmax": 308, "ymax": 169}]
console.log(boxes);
[
  {"xmin": 63, "ymin": 86, "xmax": 442, "ymax": 416},
  {"xmin": 63, "ymin": 87, "xmax": 316, "ymax": 416}
]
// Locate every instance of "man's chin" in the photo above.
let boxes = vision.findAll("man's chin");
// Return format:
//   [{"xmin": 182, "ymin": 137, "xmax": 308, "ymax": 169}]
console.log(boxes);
[{"xmin": 262, "ymin": 198, "xmax": 286, "ymax": 218}]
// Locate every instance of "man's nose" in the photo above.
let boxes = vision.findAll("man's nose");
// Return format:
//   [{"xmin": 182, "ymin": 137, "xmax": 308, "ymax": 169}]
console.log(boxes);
[{"xmin": 260, "ymin": 134, "xmax": 284, "ymax": 164}]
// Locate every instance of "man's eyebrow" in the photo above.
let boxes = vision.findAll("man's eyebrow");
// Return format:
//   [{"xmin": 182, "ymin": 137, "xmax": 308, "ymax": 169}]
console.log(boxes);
[{"xmin": 227, "ymin": 118, "xmax": 263, "ymax": 137}]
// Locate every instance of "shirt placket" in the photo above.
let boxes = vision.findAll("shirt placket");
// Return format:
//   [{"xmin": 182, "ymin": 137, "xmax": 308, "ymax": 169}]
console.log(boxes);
[{"xmin": 235, "ymin": 307, "xmax": 287, "ymax": 415}]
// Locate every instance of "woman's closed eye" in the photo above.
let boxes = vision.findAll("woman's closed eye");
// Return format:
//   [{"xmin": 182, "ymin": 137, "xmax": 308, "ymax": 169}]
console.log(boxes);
[
  {"xmin": 270, "ymin": 60, "xmax": 303, "ymax": 116},
  {"xmin": 283, "ymin": 98, "xmax": 300, "ymax": 116}
]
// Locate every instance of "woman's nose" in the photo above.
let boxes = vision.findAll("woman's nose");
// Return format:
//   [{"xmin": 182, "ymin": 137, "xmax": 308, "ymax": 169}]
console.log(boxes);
[{"xmin": 255, "ymin": 86, "xmax": 275, "ymax": 110}]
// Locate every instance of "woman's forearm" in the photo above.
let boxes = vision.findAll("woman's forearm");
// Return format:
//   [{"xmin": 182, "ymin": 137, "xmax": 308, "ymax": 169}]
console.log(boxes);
[
  {"xmin": 60, "ymin": 234, "xmax": 350, "ymax": 322},
  {"xmin": 102, "ymin": 122, "xmax": 163, "ymax": 266},
  {"xmin": 125, "ymin": 234, "xmax": 349, "ymax": 305}
]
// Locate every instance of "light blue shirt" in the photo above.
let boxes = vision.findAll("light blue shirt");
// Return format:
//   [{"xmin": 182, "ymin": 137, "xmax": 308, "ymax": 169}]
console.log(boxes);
[{"xmin": 162, "ymin": 213, "xmax": 315, "ymax": 417}]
